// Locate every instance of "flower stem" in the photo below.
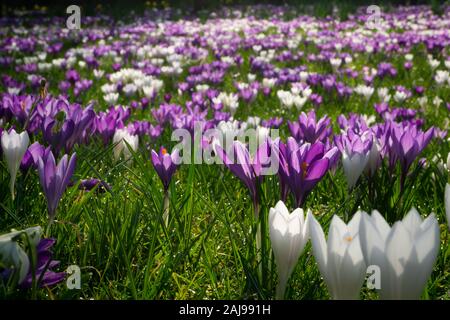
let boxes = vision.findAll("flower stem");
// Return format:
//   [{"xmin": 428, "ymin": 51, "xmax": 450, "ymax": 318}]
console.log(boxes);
[
  {"xmin": 45, "ymin": 219, "xmax": 53, "ymax": 238},
  {"xmin": 163, "ymin": 189, "xmax": 170, "ymax": 227},
  {"xmin": 253, "ymin": 199, "xmax": 262, "ymax": 281}
]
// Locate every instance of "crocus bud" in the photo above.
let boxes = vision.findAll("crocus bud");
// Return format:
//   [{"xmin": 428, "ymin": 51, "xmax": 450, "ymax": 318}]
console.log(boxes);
[
  {"xmin": 269, "ymin": 201, "xmax": 309, "ymax": 299},
  {"xmin": 1, "ymin": 129, "xmax": 29, "ymax": 200}
]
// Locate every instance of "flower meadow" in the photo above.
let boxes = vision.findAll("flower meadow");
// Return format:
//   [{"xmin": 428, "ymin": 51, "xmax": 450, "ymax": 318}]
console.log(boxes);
[{"xmin": 0, "ymin": 4, "xmax": 449, "ymax": 300}]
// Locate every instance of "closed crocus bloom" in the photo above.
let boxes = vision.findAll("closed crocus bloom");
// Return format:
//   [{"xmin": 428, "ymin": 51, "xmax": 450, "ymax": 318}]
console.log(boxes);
[
  {"xmin": 38, "ymin": 150, "xmax": 77, "ymax": 222},
  {"xmin": 0, "ymin": 226, "xmax": 41, "ymax": 284},
  {"xmin": 309, "ymin": 212, "xmax": 366, "ymax": 300},
  {"xmin": 20, "ymin": 141, "xmax": 45, "ymax": 171},
  {"xmin": 1, "ymin": 129, "xmax": 29, "ymax": 199},
  {"xmin": 445, "ymin": 184, "xmax": 450, "ymax": 230},
  {"xmin": 335, "ymin": 130, "xmax": 372, "ymax": 190},
  {"xmin": 113, "ymin": 128, "xmax": 139, "ymax": 161},
  {"xmin": 359, "ymin": 209, "xmax": 440, "ymax": 299},
  {"xmin": 269, "ymin": 201, "xmax": 309, "ymax": 299}
]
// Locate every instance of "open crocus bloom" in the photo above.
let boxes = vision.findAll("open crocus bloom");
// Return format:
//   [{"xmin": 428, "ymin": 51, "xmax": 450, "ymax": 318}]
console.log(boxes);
[
  {"xmin": 359, "ymin": 209, "xmax": 440, "ymax": 299},
  {"xmin": 269, "ymin": 200, "xmax": 309, "ymax": 299},
  {"xmin": 309, "ymin": 212, "xmax": 366, "ymax": 300}
]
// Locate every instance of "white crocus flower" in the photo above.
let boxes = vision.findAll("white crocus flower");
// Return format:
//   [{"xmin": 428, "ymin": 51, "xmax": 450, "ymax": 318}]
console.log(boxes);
[
  {"xmin": 113, "ymin": 129, "xmax": 139, "ymax": 161},
  {"xmin": 365, "ymin": 139, "xmax": 381, "ymax": 176},
  {"xmin": 330, "ymin": 57, "xmax": 342, "ymax": 70},
  {"xmin": 293, "ymin": 95, "xmax": 307, "ymax": 110},
  {"xmin": 103, "ymin": 92, "xmax": 119, "ymax": 105},
  {"xmin": 354, "ymin": 85, "xmax": 374, "ymax": 101},
  {"xmin": 342, "ymin": 151, "xmax": 370, "ymax": 190},
  {"xmin": 0, "ymin": 226, "xmax": 42, "ymax": 284},
  {"xmin": 359, "ymin": 209, "xmax": 440, "ymax": 299},
  {"xmin": 418, "ymin": 96, "xmax": 428, "ymax": 109},
  {"xmin": 122, "ymin": 83, "xmax": 137, "ymax": 97},
  {"xmin": 277, "ymin": 90, "xmax": 294, "ymax": 109},
  {"xmin": 269, "ymin": 201, "xmax": 309, "ymax": 299},
  {"xmin": 394, "ymin": 90, "xmax": 407, "ymax": 103},
  {"xmin": 435, "ymin": 70, "xmax": 449, "ymax": 86},
  {"xmin": 93, "ymin": 69, "xmax": 104, "ymax": 79},
  {"xmin": 445, "ymin": 60, "xmax": 450, "ymax": 70},
  {"xmin": 1, "ymin": 129, "xmax": 29, "ymax": 200},
  {"xmin": 309, "ymin": 212, "xmax": 366, "ymax": 300},
  {"xmin": 428, "ymin": 58, "xmax": 440, "ymax": 70}
]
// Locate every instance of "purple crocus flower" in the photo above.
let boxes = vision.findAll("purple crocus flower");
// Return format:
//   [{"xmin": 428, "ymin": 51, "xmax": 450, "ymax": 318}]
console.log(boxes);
[
  {"xmin": 215, "ymin": 140, "xmax": 274, "ymax": 216},
  {"xmin": 19, "ymin": 238, "xmax": 65, "ymax": 289},
  {"xmin": 151, "ymin": 147, "xmax": 180, "ymax": 191},
  {"xmin": 72, "ymin": 178, "xmax": 111, "ymax": 193},
  {"xmin": 37, "ymin": 150, "xmax": 77, "ymax": 221},
  {"xmin": 288, "ymin": 110, "xmax": 331, "ymax": 144},
  {"xmin": 20, "ymin": 141, "xmax": 45, "ymax": 170},
  {"xmin": 389, "ymin": 123, "xmax": 434, "ymax": 180},
  {"xmin": 261, "ymin": 117, "xmax": 283, "ymax": 129},
  {"xmin": 277, "ymin": 138, "xmax": 334, "ymax": 207}
]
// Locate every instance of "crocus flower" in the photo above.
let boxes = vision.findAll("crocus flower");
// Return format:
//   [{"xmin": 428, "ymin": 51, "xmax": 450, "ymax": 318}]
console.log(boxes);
[
  {"xmin": 19, "ymin": 238, "xmax": 66, "ymax": 288},
  {"xmin": 112, "ymin": 128, "xmax": 139, "ymax": 161},
  {"xmin": 386, "ymin": 123, "xmax": 434, "ymax": 188},
  {"xmin": 335, "ymin": 130, "xmax": 373, "ymax": 189},
  {"xmin": 359, "ymin": 209, "xmax": 440, "ymax": 299},
  {"xmin": 20, "ymin": 141, "xmax": 45, "ymax": 171},
  {"xmin": 0, "ymin": 227, "xmax": 65, "ymax": 288},
  {"xmin": 1, "ymin": 129, "xmax": 29, "ymax": 199},
  {"xmin": 151, "ymin": 147, "xmax": 180, "ymax": 191},
  {"xmin": 269, "ymin": 201, "xmax": 309, "ymax": 299},
  {"xmin": 0, "ymin": 226, "xmax": 41, "ymax": 284},
  {"xmin": 38, "ymin": 150, "xmax": 77, "ymax": 222},
  {"xmin": 288, "ymin": 110, "xmax": 331, "ymax": 144},
  {"xmin": 309, "ymin": 212, "xmax": 366, "ymax": 300},
  {"xmin": 216, "ymin": 140, "xmax": 274, "ymax": 215},
  {"xmin": 151, "ymin": 147, "xmax": 180, "ymax": 226},
  {"xmin": 71, "ymin": 178, "xmax": 111, "ymax": 193},
  {"xmin": 278, "ymin": 138, "xmax": 333, "ymax": 207}
]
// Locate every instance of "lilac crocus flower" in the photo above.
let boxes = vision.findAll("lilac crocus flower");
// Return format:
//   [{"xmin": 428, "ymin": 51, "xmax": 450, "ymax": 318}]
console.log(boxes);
[
  {"xmin": 288, "ymin": 110, "xmax": 331, "ymax": 144},
  {"xmin": 388, "ymin": 122, "xmax": 434, "ymax": 186},
  {"xmin": 215, "ymin": 140, "xmax": 274, "ymax": 216},
  {"xmin": 278, "ymin": 138, "xmax": 334, "ymax": 207},
  {"xmin": 20, "ymin": 141, "xmax": 45, "ymax": 170},
  {"xmin": 37, "ymin": 150, "xmax": 77, "ymax": 221},
  {"xmin": 19, "ymin": 238, "xmax": 65, "ymax": 289},
  {"xmin": 151, "ymin": 147, "xmax": 180, "ymax": 191}
]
